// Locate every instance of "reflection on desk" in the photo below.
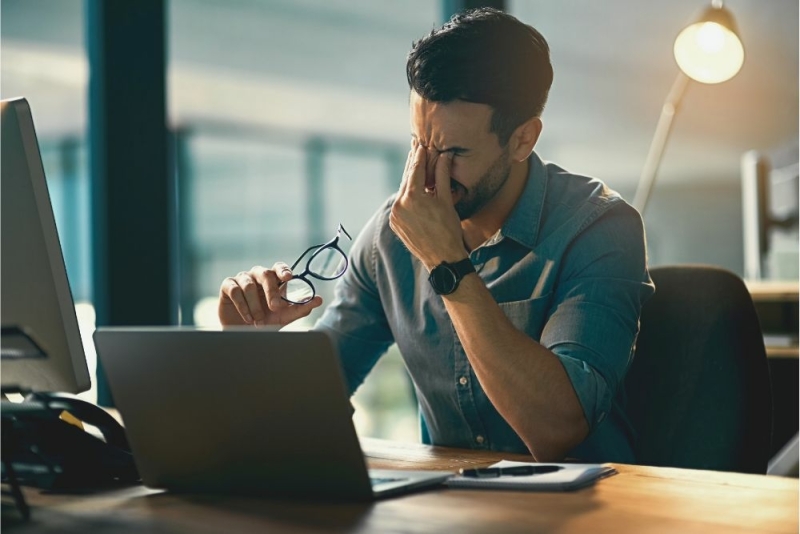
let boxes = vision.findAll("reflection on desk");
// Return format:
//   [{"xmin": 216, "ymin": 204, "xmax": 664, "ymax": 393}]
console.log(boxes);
[{"xmin": 4, "ymin": 438, "xmax": 798, "ymax": 533}]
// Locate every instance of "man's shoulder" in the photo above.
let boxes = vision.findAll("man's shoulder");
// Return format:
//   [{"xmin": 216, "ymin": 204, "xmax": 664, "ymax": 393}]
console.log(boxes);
[
  {"xmin": 537, "ymin": 160, "xmax": 638, "ymax": 239},
  {"xmin": 542, "ymin": 161, "xmax": 623, "ymax": 211},
  {"xmin": 377, "ymin": 193, "xmax": 397, "ymax": 214},
  {"xmin": 352, "ymin": 194, "xmax": 403, "ymax": 255},
  {"xmin": 373, "ymin": 194, "xmax": 398, "ymax": 234}
]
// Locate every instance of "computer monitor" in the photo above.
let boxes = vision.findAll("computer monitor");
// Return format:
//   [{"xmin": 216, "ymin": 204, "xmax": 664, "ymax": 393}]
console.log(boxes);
[
  {"xmin": 1, "ymin": 97, "xmax": 90, "ymax": 393},
  {"xmin": 741, "ymin": 144, "xmax": 799, "ymax": 280}
]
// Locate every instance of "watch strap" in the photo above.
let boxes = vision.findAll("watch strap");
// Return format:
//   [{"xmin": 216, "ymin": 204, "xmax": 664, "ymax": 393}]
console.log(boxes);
[{"xmin": 449, "ymin": 257, "xmax": 476, "ymax": 279}]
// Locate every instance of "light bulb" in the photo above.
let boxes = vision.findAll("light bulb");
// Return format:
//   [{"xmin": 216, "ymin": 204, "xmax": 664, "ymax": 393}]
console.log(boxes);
[
  {"xmin": 673, "ymin": 16, "xmax": 744, "ymax": 84},
  {"xmin": 695, "ymin": 22, "xmax": 726, "ymax": 54}
]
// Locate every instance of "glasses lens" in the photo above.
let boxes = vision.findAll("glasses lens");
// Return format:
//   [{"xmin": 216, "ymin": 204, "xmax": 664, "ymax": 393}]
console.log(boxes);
[
  {"xmin": 308, "ymin": 248, "xmax": 347, "ymax": 280},
  {"xmin": 284, "ymin": 278, "xmax": 314, "ymax": 304}
]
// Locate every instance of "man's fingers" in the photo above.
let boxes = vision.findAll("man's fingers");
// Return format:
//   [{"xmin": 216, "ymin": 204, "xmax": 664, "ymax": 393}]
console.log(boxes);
[
  {"xmin": 425, "ymin": 151, "xmax": 438, "ymax": 191},
  {"xmin": 434, "ymin": 151, "xmax": 454, "ymax": 199},
  {"xmin": 248, "ymin": 267, "xmax": 286, "ymax": 313},
  {"xmin": 399, "ymin": 144, "xmax": 421, "ymax": 197},
  {"xmin": 403, "ymin": 137, "xmax": 418, "ymax": 181},
  {"xmin": 233, "ymin": 272, "xmax": 264, "ymax": 323},
  {"xmin": 269, "ymin": 262, "xmax": 295, "ymax": 307},
  {"xmin": 280, "ymin": 296, "xmax": 323, "ymax": 324},
  {"xmin": 402, "ymin": 146, "xmax": 414, "ymax": 182},
  {"xmin": 221, "ymin": 262, "xmax": 322, "ymax": 327},
  {"xmin": 404, "ymin": 144, "xmax": 427, "ymax": 195},
  {"xmin": 220, "ymin": 277, "xmax": 254, "ymax": 324},
  {"xmin": 272, "ymin": 262, "xmax": 293, "ymax": 282}
]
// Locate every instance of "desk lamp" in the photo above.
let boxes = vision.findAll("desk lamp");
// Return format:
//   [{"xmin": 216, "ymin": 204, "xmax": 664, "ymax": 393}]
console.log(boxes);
[{"xmin": 632, "ymin": 0, "xmax": 745, "ymax": 214}]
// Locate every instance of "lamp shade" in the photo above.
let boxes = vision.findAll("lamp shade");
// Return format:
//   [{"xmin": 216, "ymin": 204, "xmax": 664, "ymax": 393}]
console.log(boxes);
[{"xmin": 673, "ymin": 4, "xmax": 744, "ymax": 84}]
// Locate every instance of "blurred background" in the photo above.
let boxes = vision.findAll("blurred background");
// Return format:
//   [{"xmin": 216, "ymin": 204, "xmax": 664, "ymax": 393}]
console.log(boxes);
[{"xmin": 2, "ymin": 0, "xmax": 797, "ymax": 444}]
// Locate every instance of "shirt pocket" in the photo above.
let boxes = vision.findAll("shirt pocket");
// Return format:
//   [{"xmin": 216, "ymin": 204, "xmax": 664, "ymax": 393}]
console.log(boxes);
[{"xmin": 496, "ymin": 293, "xmax": 554, "ymax": 341}]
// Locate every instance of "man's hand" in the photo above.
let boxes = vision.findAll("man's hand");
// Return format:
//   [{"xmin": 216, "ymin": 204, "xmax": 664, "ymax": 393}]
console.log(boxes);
[
  {"xmin": 218, "ymin": 263, "xmax": 322, "ymax": 327},
  {"xmin": 389, "ymin": 143, "xmax": 467, "ymax": 270}
]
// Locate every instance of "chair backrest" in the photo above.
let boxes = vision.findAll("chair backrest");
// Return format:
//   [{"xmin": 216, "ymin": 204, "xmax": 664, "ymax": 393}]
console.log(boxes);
[{"xmin": 624, "ymin": 265, "xmax": 772, "ymax": 474}]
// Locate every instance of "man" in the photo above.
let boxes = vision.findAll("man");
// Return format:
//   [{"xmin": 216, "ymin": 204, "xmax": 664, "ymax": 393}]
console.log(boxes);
[{"xmin": 218, "ymin": 8, "xmax": 654, "ymax": 462}]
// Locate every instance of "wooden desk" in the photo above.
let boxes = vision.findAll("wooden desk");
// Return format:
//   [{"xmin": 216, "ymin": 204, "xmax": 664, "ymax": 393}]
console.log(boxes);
[{"xmin": 5, "ymin": 438, "xmax": 798, "ymax": 533}]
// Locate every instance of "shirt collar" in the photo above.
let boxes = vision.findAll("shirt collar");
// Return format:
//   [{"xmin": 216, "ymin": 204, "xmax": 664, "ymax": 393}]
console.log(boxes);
[{"xmin": 498, "ymin": 151, "xmax": 547, "ymax": 250}]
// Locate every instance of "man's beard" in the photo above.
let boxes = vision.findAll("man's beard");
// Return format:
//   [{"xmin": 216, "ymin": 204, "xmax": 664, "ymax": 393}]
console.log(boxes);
[{"xmin": 453, "ymin": 147, "xmax": 512, "ymax": 221}]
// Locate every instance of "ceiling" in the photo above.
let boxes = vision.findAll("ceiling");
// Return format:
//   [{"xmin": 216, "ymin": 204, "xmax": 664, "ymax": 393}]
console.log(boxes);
[{"xmin": 1, "ymin": 0, "xmax": 797, "ymax": 191}]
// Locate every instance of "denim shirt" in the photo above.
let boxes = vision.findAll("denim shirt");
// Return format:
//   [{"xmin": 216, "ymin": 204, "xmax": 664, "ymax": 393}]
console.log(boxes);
[{"xmin": 314, "ymin": 152, "xmax": 654, "ymax": 463}]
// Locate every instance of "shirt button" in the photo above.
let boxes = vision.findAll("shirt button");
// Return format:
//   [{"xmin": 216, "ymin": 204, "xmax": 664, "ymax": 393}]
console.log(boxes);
[
  {"xmin": 475, "ymin": 435, "xmax": 485, "ymax": 444},
  {"xmin": 459, "ymin": 376, "xmax": 468, "ymax": 386}
]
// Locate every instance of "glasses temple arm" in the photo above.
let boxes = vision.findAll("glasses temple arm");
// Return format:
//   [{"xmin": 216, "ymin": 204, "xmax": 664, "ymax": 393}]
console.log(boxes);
[{"xmin": 290, "ymin": 244, "xmax": 323, "ymax": 271}]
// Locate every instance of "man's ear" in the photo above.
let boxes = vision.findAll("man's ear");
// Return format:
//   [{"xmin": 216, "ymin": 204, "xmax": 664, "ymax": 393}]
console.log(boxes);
[{"xmin": 508, "ymin": 116, "xmax": 543, "ymax": 162}]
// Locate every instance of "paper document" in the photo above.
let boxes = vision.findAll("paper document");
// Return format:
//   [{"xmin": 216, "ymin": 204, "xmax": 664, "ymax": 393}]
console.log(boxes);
[{"xmin": 445, "ymin": 460, "xmax": 617, "ymax": 491}]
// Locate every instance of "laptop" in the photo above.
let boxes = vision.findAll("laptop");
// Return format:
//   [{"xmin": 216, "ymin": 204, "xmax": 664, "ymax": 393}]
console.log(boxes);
[{"xmin": 93, "ymin": 327, "xmax": 450, "ymax": 500}]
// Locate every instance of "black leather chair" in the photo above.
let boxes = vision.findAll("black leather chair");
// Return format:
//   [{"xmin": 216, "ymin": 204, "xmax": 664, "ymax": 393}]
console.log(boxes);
[{"xmin": 624, "ymin": 265, "xmax": 772, "ymax": 474}]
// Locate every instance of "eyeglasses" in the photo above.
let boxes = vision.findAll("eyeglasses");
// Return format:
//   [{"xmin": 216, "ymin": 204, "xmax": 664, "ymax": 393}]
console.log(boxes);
[{"xmin": 281, "ymin": 223, "xmax": 352, "ymax": 305}]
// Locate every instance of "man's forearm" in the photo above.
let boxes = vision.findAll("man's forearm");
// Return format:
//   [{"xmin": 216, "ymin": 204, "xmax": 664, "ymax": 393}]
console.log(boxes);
[{"xmin": 442, "ymin": 273, "xmax": 589, "ymax": 461}]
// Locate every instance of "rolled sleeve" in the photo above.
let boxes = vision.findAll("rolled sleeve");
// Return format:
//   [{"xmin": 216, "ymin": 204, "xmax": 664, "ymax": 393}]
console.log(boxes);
[{"xmin": 540, "ymin": 204, "xmax": 654, "ymax": 431}]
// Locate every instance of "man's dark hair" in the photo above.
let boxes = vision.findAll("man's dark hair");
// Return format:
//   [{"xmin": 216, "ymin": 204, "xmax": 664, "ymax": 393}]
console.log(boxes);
[{"xmin": 406, "ymin": 8, "xmax": 553, "ymax": 146}]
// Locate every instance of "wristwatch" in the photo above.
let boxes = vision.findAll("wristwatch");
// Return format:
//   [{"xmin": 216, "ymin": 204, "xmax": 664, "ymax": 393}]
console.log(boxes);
[{"xmin": 428, "ymin": 258, "xmax": 476, "ymax": 295}]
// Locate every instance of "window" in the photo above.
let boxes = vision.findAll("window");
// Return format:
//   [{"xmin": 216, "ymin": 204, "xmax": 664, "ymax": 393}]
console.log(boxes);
[
  {"xmin": 1, "ymin": 0, "xmax": 97, "ymax": 403},
  {"xmin": 170, "ymin": 0, "xmax": 440, "ymax": 441}
]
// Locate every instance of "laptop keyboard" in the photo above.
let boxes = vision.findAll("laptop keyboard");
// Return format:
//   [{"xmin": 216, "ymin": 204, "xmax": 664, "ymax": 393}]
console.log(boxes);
[{"xmin": 370, "ymin": 476, "xmax": 407, "ymax": 486}]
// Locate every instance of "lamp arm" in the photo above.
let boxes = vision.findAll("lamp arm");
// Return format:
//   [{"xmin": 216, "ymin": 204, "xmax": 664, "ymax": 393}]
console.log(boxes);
[{"xmin": 632, "ymin": 72, "xmax": 691, "ymax": 214}]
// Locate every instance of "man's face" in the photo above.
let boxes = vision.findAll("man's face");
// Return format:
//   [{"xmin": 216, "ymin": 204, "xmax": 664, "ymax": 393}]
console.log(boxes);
[{"xmin": 409, "ymin": 91, "xmax": 512, "ymax": 220}]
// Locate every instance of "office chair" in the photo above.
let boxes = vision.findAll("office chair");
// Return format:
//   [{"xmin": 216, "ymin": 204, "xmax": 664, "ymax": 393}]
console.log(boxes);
[{"xmin": 624, "ymin": 265, "xmax": 772, "ymax": 474}]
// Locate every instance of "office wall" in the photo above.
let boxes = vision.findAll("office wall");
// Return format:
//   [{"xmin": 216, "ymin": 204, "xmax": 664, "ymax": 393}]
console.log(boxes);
[{"xmin": 636, "ymin": 183, "xmax": 746, "ymax": 276}]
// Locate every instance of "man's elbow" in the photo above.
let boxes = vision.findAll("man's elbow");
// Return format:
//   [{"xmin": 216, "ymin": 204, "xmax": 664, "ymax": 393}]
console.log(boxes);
[{"xmin": 525, "ymin": 412, "xmax": 590, "ymax": 462}]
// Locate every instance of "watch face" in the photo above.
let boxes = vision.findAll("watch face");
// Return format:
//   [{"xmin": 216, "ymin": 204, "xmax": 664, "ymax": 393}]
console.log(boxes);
[{"xmin": 429, "ymin": 264, "xmax": 458, "ymax": 294}]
